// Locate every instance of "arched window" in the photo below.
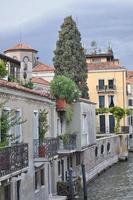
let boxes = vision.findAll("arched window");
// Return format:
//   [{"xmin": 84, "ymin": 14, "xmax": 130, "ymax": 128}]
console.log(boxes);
[{"xmin": 101, "ymin": 144, "xmax": 104, "ymax": 154}]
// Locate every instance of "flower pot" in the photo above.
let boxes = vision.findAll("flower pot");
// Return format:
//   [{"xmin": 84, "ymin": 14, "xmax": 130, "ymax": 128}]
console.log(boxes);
[
  {"xmin": 56, "ymin": 99, "xmax": 67, "ymax": 111},
  {"xmin": 38, "ymin": 146, "xmax": 45, "ymax": 157}
]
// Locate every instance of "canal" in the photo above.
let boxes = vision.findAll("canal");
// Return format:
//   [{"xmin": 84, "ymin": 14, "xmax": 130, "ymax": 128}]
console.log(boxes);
[{"xmin": 82, "ymin": 153, "xmax": 133, "ymax": 200}]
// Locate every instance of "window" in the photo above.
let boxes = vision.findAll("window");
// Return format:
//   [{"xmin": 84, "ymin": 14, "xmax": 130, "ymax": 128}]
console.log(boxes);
[
  {"xmin": 70, "ymin": 156, "xmax": 73, "ymax": 168},
  {"xmin": 108, "ymin": 79, "xmax": 114, "ymax": 89},
  {"xmin": 95, "ymin": 147, "xmax": 98, "ymax": 157},
  {"xmin": 99, "ymin": 115, "xmax": 105, "ymax": 133},
  {"xmin": 99, "ymin": 79, "xmax": 104, "ymax": 90},
  {"xmin": 33, "ymin": 111, "xmax": 39, "ymax": 139},
  {"xmin": 12, "ymin": 110, "xmax": 21, "ymax": 143},
  {"xmin": 108, "ymin": 95, "xmax": 114, "ymax": 107},
  {"xmin": 40, "ymin": 169, "xmax": 45, "ymax": 186},
  {"xmin": 35, "ymin": 167, "xmax": 45, "ymax": 191},
  {"xmin": 35, "ymin": 171, "xmax": 39, "ymax": 190},
  {"xmin": 107, "ymin": 143, "xmax": 111, "ymax": 152},
  {"xmin": 76, "ymin": 153, "xmax": 81, "ymax": 166},
  {"xmin": 101, "ymin": 144, "xmax": 104, "ymax": 154},
  {"xmin": 16, "ymin": 180, "xmax": 21, "ymax": 200},
  {"xmin": 82, "ymin": 113, "xmax": 88, "ymax": 134},
  {"xmin": 99, "ymin": 96, "xmax": 105, "ymax": 108},
  {"xmin": 58, "ymin": 161, "xmax": 61, "ymax": 176},
  {"xmin": 128, "ymin": 99, "xmax": 132, "ymax": 106},
  {"xmin": 1, "ymin": 108, "xmax": 11, "ymax": 142}
]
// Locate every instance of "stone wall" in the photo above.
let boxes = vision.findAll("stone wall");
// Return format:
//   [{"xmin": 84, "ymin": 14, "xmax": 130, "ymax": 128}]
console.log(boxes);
[{"xmin": 82, "ymin": 134, "xmax": 128, "ymax": 182}]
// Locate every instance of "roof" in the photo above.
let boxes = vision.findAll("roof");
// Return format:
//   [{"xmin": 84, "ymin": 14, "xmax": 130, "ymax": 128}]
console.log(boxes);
[
  {"xmin": 0, "ymin": 79, "xmax": 51, "ymax": 99},
  {"xmin": 32, "ymin": 77, "xmax": 50, "ymax": 86},
  {"xmin": 0, "ymin": 53, "xmax": 20, "ymax": 65},
  {"xmin": 4, "ymin": 43, "xmax": 38, "ymax": 53},
  {"xmin": 127, "ymin": 71, "xmax": 133, "ymax": 78},
  {"xmin": 87, "ymin": 62, "xmax": 124, "ymax": 71},
  {"xmin": 33, "ymin": 62, "xmax": 55, "ymax": 72},
  {"xmin": 127, "ymin": 71, "xmax": 133, "ymax": 84}
]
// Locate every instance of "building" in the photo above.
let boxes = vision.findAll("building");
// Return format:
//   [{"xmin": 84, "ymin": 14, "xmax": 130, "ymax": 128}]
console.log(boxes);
[
  {"xmin": 4, "ymin": 43, "xmax": 38, "ymax": 82},
  {"xmin": 127, "ymin": 71, "xmax": 133, "ymax": 133},
  {"xmin": 86, "ymin": 48, "xmax": 127, "ymax": 134},
  {"xmin": 0, "ymin": 53, "xmax": 20, "ymax": 81},
  {"xmin": 32, "ymin": 62, "xmax": 55, "ymax": 83}
]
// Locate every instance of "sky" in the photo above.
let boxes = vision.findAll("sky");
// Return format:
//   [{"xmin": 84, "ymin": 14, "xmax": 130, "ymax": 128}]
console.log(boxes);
[{"xmin": 0, "ymin": 0, "xmax": 133, "ymax": 70}]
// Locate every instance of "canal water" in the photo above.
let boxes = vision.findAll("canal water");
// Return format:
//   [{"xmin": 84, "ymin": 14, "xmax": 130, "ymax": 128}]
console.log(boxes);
[{"xmin": 83, "ymin": 153, "xmax": 133, "ymax": 200}]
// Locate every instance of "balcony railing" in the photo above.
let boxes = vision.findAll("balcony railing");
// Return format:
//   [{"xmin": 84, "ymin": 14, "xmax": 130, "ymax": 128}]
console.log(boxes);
[
  {"xmin": 96, "ymin": 85, "xmax": 106, "ymax": 92},
  {"xmin": 58, "ymin": 134, "xmax": 77, "ymax": 153},
  {"xmin": 106, "ymin": 85, "xmax": 116, "ymax": 92},
  {"xmin": 33, "ymin": 138, "xmax": 59, "ymax": 158},
  {"xmin": 96, "ymin": 85, "xmax": 116, "ymax": 93},
  {"xmin": 0, "ymin": 143, "xmax": 28, "ymax": 178}
]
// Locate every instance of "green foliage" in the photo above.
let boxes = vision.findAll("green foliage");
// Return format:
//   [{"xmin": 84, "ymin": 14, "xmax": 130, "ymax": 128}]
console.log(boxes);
[
  {"xmin": 53, "ymin": 16, "xmax": 88, "ymax": 98},
  {"xmin": 50, "ymin": 75, "xmax": 81, "ymax": 104},
  {"xmin": 22, "ymin": 80, "xmax": 34, "ymax": 89},
  {"xmin": 109, "ymin": 106, "xmax": 130, "ymax": 133},
  {"xmin": 0, "ymin": 108, "xmax": 27, "ymax": 146},
  {"xmin": 58, "ymin": 133, "xmax": 70, "ymax": 145},
  {"xmin": 65, "ymin": 105, "xmax": 73, "ymax": 124},
  {"xmin": 96, "ymin": 106, "xmax": 131, "ymax": 134},
  {"xmin": 0, "ymin": 60, "xmax": 8, "ymax": 79},
  {"xmin": 39, "ymin": 109, "xmax": 49, "ymax": 144},
  {"xmin": 96, "ymin": 107, "xmax": 109, "ymax": 115}
]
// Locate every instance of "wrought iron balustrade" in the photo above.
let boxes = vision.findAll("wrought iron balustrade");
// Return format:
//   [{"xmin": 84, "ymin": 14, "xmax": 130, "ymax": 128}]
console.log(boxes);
[
  {"xmin": 96, "ymin": 85, "xmax": 106, "ymax": 92},
  {"xmin": 106, "ymin": 85, "xmax": 116, "ymax": 91},
  {"xmin": 33, "ymin": 137, "xmax": 59, "ymax": 158},
  {"xmin": 0, "ymin": 143, "xmax": 28, "ymax": 178}
]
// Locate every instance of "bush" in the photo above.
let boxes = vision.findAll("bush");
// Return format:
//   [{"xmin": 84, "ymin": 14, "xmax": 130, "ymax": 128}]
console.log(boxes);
[{"xmin": 50, "ymin": 75, "xmax": 81, "ymax": 103}]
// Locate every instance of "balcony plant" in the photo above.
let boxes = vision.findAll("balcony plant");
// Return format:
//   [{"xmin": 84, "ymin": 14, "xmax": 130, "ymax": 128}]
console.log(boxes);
[
  {"xmin": 38, "ymin": 109, "xmax": 49, "ymax": 157},
  {"xmin": 50, "ymin": 75, "xmax": 81, "ymax": 111}
]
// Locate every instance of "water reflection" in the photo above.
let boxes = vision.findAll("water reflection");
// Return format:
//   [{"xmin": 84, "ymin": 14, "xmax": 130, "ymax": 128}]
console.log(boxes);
[{"xmin": 84, "ymin": 153, "xmax": 133, "ymax": 200}]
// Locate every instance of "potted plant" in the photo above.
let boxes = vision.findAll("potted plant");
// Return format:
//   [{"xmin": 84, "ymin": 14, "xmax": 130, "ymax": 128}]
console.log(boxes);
[
  {"xmin": 38, "ymin": 109, "xmax": 49, "ymax": 157},
  {"xmin": 50, "ymin": 75, "xmax": 80, "ymax": 111}
]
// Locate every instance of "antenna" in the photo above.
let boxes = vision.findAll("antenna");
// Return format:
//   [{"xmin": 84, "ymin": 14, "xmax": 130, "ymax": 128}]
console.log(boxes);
[{"xmin": 19, "ymin": 24, "xmax": 22, "ymax": 44}]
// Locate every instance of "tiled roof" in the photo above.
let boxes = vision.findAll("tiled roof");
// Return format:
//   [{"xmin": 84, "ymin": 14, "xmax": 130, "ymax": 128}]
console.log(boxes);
[
  {"xmin": 33, "ymin": 62, "xmax": 55, "ymax": 72},
  {"xmin": 87, "ymin": 62, "xmax": 124, "ymax": 71},
  {"xmin": 4, "ymin": 43, "xmax": 37, "ymax": 52},
  {"xmin": 127, "ymin": 71, "xmax": 133, "ymax": 78},
  {"xmin": 0, "ymin": 79, "xmax": 50, "ymax": 98},
  {"xmin": 127, "ymin": 71, "xmax": 133, "ymax": 84},
  {"xmin": 32, "ymin": 77, "xmax": 50, "ymax": 86}
]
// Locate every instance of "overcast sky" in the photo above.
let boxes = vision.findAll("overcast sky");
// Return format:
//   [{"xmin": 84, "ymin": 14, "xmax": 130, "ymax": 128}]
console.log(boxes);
[{"xmin": 0, "ymin": 0, "xmax": 133, "ymax": 70}]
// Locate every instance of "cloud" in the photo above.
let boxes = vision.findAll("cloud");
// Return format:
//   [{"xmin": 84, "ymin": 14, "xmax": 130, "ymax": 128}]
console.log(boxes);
[{"xmin": 0, "ymin": 0, "xmax": 133, "ymax": 69}]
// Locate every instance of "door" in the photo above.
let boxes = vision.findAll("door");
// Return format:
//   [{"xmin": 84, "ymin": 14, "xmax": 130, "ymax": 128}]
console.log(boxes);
[
  {"xmin": 100, "ymin": 115, "xmax": 105, "ymax": 133},
  {"xmin": 4, "ymin": 184, "xmax": 11, "ymax": 200},
  {"xmin": 109, "ymin": 115, "xmax": 115, "ymax": 133}
]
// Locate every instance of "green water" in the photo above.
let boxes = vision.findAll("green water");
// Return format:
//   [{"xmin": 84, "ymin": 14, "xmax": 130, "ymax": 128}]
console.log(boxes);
[{"xmin": 81, "ymin": 153, "xmax": 133, "ymax": 200}]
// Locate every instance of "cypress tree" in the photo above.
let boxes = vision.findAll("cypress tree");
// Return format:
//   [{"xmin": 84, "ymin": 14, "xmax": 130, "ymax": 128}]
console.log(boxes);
[{"xmin": 53, "ymin": 16, "xmax": 88, "ymax": 98}]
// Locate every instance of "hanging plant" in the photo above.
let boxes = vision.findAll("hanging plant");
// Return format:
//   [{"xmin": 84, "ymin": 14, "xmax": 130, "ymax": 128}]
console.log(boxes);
[{"xmin": 65, "ymin": 105, "xmax": 73, "ymax": 124}]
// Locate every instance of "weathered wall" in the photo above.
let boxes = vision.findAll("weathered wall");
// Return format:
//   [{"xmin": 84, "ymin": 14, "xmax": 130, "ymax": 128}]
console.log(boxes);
[{"xmin": 82, "ymin": 134, "xmax": 128, "ymax": 182}]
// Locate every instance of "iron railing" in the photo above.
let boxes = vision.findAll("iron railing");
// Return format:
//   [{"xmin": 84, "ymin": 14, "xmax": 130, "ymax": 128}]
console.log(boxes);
[
  {"xmin": 33, "ymin": 137, "xmax": 59, "ymax": 158},
  {"xmin": 0, "ymin": 143, "xmax": 28, "ymax": 178}
]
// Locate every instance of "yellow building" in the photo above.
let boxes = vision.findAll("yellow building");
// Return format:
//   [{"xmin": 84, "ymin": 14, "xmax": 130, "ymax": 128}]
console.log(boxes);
[{"xmin": 86, "ymin": 49, "xmax": 127, "ymax": 134}]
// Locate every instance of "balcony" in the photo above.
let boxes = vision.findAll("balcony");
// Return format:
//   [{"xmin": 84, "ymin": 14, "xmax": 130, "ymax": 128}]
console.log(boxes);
[
  {"xmin": 105, "ymin": 85, "xmax": 116, "ymax": 93},
  {"xmin": 58, "ymin": 133, "xmax": 77, "ymax": 154},
  {"xmin": 0, "ymin": 143, "xmax": 28, "ymax": 180},
  {"xmin": 96, "ymin": 85, "xmax": 106, "ymax": 93},
  {"xmin": 96, "ymin": 85, "xmax": 116, "ymax": 93},
  {"xmin": 33, "ymin": 138, "xmax": 59, "ymax": 159}
]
